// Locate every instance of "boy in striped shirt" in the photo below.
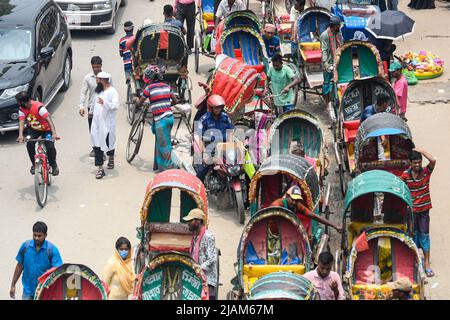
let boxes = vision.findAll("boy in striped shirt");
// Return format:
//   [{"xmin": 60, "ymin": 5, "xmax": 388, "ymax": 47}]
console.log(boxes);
[
  {"xmin": 401, "ymin": 148, "xmax": 436, "ymax": 277},
  {"xmin": 119, "ymin": 21, "xmax": 134, "ymax": 82}
]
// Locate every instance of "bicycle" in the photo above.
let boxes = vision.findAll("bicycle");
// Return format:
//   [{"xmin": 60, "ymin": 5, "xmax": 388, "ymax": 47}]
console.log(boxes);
[
  {"xmin": 126, "ymin": 101, "xmax": 193, "ymax": 164},
  {"xmin": 25, "ymin": 135, "xmax": 60, "ymax": 208}
]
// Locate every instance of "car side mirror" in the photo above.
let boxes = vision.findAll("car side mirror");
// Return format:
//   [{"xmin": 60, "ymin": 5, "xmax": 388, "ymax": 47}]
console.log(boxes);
[{"xmin": 39, "ymin": 47, "xmax": 55, "ymax": 62}]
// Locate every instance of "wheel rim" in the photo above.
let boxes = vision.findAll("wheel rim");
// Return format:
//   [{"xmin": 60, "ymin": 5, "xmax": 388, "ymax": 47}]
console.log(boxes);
[
  {"xmin": 126, "ymin": 121, "xmax": 143, "ymax": 161},
  {"xmin": 35, "ymin": 164, "xmax": 47, "ymax": 207},
  {"xmin": 64, "ymin": 56, "xmax": 71, "ymax": 86}
]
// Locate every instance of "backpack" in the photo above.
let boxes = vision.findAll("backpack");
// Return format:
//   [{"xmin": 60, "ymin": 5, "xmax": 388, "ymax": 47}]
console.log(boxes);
[{"xmin": 22, "ymin": 240, "xmax": 54, "ymax": 264}]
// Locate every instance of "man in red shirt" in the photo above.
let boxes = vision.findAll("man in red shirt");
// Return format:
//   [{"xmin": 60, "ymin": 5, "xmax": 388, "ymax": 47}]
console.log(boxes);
[
  {"xmin": 16, "ymin": 91, "xmax": 59, "ymax": 175},
  {"xmin": 401, "ymin": 148, "xmax": 436, "ymax": 277},
  {"xmin": 270, "ymin": 185, "xmax": 341, "ymax": 236}
]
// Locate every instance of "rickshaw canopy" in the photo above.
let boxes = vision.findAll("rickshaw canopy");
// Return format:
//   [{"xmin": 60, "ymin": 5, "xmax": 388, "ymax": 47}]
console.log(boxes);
[
  {"xmin": 334, "ymin": 40, "xmax": 384, "ymax": 84},
  {"xmin": 225, "ymin": 10, "xmax": 262, "ymax": 33},
  {"xmin": 344, "ymin": 170, "xmax": 413, "ymax": 212},
  {"xmin": 296, "ymin": 7, "xmax": 332, "ymax": 43},
  {"xmin": 140, "ymin": 169, "xmax": 208, "ymax": 225}
]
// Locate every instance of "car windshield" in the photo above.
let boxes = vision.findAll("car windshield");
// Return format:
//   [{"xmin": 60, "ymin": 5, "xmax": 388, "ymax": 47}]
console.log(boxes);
[{"xmin": 0, "ymin": 29, "xmax": 32, "ymax": 61}]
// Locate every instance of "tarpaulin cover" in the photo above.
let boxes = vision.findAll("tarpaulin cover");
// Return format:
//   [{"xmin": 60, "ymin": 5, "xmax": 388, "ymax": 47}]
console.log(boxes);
[
  {"xmin": 141, "ymin": 169, "xmax": 208, "ymax": 224},
  {"xmin": 297, "ymin": 7, "xmax": 331, "ymax": 43},
  {"xmin": 210, "ymin": 55, "xmax": 261, "ymax": 115}
]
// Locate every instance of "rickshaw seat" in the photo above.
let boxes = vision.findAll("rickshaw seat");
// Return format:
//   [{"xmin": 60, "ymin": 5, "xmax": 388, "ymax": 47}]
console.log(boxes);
[
  {"xmin": 344, "ymin": 120, "xmax": 360, "ymax": 143},
  {"xmin": 302, "ymin": 50, "xmax": 322, "ymax": 64},
  {"xmin": 351, "ymin": 284, "xmax": 420, "ymax": 300},
  {"xmin": 148, "ymin": 223, "xmax": 192, "ymax": 253}
]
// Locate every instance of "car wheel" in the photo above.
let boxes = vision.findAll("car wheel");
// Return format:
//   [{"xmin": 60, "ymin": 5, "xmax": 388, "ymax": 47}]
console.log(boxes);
[
  {"xmin": 120, "ymin": 0, "xmax": 127, "ymax": 6},
  {"xmin": 105, "ymin": 9, "xmax": 117, "ymax": 34},
  {"xmin": 60, "ymin": 53, "xmax": 72, "ymax": 92}
]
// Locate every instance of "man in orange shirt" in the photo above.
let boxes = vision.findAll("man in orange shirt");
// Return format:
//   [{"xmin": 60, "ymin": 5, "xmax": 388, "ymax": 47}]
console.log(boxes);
[{"xmin": 271, "ymin": 186, "xmax": 341, "ymax": 235}]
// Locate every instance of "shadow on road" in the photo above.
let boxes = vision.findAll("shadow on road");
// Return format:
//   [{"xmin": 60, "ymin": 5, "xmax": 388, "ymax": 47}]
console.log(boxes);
[{"xmin": 17, "ymin": 184, "xmax": 61, "ymax": 212}]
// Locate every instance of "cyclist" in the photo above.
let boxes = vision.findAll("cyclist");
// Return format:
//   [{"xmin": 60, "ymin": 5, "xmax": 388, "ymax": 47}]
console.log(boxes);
[
  {"xmin": 16, "ymin": 91, "xmax": 59, "ymax": 176},
  {"xmin": 194, "ymin": 95, "xmax": 234, "ymax": 182}
]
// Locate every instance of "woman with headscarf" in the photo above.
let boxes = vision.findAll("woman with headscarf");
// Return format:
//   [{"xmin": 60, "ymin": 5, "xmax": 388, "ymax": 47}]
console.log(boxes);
[
  {"xmin": 134, "ymin": 65, "xmax": 180, "ymax": 171},
  {"xmin": 103, "ymin": 237, "xmax": 135, "ymax": 300}
]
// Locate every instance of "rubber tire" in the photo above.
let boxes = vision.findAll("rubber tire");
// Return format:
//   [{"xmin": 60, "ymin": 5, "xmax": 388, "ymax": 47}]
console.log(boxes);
[
  {"xmin": 338, "ymin": 163, "xmax": 346, "ymax": 199},
  {"xmin": 194, "ymin": 33, "xmax": 200, "ymax": 74},
  {"xmin": 234, "ymin": 190, "xmax": 246, "ymax": 224},
  {"xmin": 105, "ymin": 10, "xmax": 117, "ymax": 34},
  {"xmin": 47, "ymin": 163, "xmax": 52, "ymax": 187},
  {"xmin": 132, "ymin": 244, "xmax": 144, "ymax": 275},
  {"xmin": 126, "ymin": 118, "xmax": 144, "ymax": 163},
  {"xmin": 120, "ymin": 0, "xmax": 127, "ymax": 6},
  {"xmin": 60, "ymin": 53, "xmax": 71, "ymax": 92},
  {"xmin": 214, "ymin": 249, "xmax": 220, "ymax": 299},
  {"xmin": 126, "ymin": 84, "xmax": 135, "ymax": 125},
  {"xmin": 34, "ymin": 162, "xmax": 48, "ymax": 208}
]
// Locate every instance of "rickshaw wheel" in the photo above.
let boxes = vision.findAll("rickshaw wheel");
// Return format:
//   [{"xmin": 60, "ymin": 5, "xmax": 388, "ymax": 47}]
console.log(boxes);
[
  {"xmin": 194, "ymin": 32, "xmax": 201, "ymax": 74},
  {"xmin": 126, "ymin": 117, "xmax": 144, "ymax": 163},
  {"xmin": 126, "ymin": 84, "xmax": 136, "ymax": 125},
  {"xmin": 215, "ymin": 248, "xmax": 221, "ymax": 299},
  {"xmin": 338, "ymin": 163, "xmax": 347, "ymax": 199},
  {"xmin": 233, "ymin": 190, "xmax": 246, "ymax": 224}
]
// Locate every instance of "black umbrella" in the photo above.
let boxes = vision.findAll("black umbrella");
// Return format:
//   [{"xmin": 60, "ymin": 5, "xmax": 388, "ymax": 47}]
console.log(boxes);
[{"xmin": 366, "ymin": 10, "xmax": 416, "ymax": 40}]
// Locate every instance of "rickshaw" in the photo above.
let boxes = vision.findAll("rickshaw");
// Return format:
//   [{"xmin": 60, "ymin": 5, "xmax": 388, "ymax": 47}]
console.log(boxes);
[
  {"xmin": 132, "ymin": 252, "xmax": 210, "ymax": 300},
  {"xmin": 296, "ymin": 7, "xmax": 332, "ymax": 101},
  {"xmin": 125, "ymin": 23, "xmax": 192, "ymax": 125},
  {"xmin": 266, "ymin": 109, "xmax": 328, "ymax": 184},
  {"xmin": 34, "ymin": 264, "xmax": 108, "ymax": 300},
  {"xmin": 355, "ymin": 112, "xmax": 414, "ymax": 176},
  {"xmin": 227, "ymin": 207, "xmax": 313, "ymax": 300},
  {"xmin": 248, "ymin": 154, "xmax": 329, "ymax": 252},
  {"xmin": 132, "ymin": 169, "xmax": 220, "ymax": 299},
  {"xmin": 248, "ymin": 272, "xmax": 320, "ymax": 300},
  {"xmin": 332, "ymin": 0, "xmax": 380, "ymax": 42},
  {"xmin": 194, "ymin": 0, "xmax": 220, "ymax": 73},
  {"xmin": 336, "ymin": 170, "xmax": 425, "ymax": 300}
]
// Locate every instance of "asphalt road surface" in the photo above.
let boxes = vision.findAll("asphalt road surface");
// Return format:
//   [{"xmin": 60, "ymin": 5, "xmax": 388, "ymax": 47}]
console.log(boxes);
[{"xmin": 0, "ymin": 0, "xmax": 449, "ymax": 300}]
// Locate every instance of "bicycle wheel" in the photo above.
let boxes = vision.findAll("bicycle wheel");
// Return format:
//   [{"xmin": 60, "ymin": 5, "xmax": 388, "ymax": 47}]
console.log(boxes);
[
  {"xmin": 34, "ymin": 162, "xmax": 48, "ymax": 208},
  {"xmin": 126, "ymin": 118, "xmax": 145, "ymax": 163}
]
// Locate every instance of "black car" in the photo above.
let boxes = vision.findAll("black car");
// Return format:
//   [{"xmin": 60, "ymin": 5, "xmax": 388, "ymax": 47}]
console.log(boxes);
[{"xmin": 0, "ymin": 0, "xmax": 72, "ymax": 133}]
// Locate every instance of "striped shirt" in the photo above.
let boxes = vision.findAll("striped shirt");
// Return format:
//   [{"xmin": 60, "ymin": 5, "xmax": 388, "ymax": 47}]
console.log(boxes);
[
  {"xmin": 401, "ymin": 165, "xmax": 433, "ymax": 213},
  {"xmin": 119, "ymin": 33, "xmax": 134, "ymax": 72},
  {"xmin": 143, "ymin": 82, "xmax": 173, "ymax": 120}
]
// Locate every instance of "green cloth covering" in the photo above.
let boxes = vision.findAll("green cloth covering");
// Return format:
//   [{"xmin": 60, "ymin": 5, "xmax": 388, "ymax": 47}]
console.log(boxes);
[{"xmin": 268, "ymin": 65, "xmax": 295, "ymax": 107}]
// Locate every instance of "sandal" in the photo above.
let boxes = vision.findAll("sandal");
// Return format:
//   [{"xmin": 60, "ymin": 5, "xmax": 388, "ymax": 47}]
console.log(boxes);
[
  {"xmin": 95, "ymin": 169, "xmax": 105, "ymax": 179},
  {"xmin": 426, "ymin": 268, "xmax": 435, "ymax": 277},
  {"xmin": 107, "ymin": 157, "xmax": 114, "ymax": 169}
]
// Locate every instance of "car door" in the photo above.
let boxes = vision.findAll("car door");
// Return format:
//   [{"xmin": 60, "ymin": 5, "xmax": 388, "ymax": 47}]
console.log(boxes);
[{"xmin": 36, "ymin": 6, "xmax": 62, "ymax": 102}]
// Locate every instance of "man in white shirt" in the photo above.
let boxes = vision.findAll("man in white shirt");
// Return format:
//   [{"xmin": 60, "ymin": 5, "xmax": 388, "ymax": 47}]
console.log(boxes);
[{"xmin": 215, "ymin": 0, "xmax": 246, "ymax": 27}]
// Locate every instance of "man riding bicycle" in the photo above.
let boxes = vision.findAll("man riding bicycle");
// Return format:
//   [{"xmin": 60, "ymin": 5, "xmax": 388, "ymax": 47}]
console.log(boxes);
[
  {"xmin": 16, "ymin": 91, "xmax": 59, "ymax": 176},
  {"xmin": 194, "ymin": 95, "xmax": 234, "ymax": 182}
]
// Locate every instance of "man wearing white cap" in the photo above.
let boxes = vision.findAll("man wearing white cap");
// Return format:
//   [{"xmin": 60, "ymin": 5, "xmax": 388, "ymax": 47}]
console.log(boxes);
[
  {"xmin": 90, "ymin": 72, "xmax": 119, "ymax": 179},
  {"xmin": 271, "ymin": 185, "xmax": 341, "ymax": 236},
  {"xmin": 183, "ymin": 208, "xmax": 218, "ymax": 300}
]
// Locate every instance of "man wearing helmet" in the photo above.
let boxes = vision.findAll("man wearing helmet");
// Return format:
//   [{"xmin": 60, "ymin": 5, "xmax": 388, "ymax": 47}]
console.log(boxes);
[
  {"xmin": 194, "ymin": 95, "xmax": 234, "ymax": 182},
  {"xmin": 134, "ymin": 65, "xmax": 180, "ymax": 171},
  {"xmin": 320, "ymin": 16, "xmax": 343, "ymax": 105}
]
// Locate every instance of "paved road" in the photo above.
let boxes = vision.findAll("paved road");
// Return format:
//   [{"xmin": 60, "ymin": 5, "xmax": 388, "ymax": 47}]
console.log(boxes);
[{"xmin": 0, "ymin": 0, "xmax": 449, "ymax": 300}]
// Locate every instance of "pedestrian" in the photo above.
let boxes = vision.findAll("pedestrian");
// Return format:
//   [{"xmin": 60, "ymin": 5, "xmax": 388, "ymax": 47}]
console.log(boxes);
[
  {"xmin": 401, "ymin": 148, "xmax": 436, "ymax": 278},
  {"xmin": 289, "ymin": 0, "xmax": 306, "ymax": 63},
  {"xmin": 164, "ymin": 4, "xmax": 186, "ymax": 34},
  {"xmin": 376, "ymin": 39, "xmax": 396, "ymax": 75},
  {"xmin": 320, "ymin": 16, "xmax": 343, "ymax": 106},
  {"xmin": 262, "ymin": 24, "xmax": 281, "ymax": 59},
  {"xmin": 103, "ymin": 237, "xmax": 136, "ymax": 300},
  {"xmin": 10, "ymin": 221, "xmax": 63, "ymax": 300},
  {"xmin": 389, "ymin": 60, "xmax": 408, "ymax": 121},
  {"xmin": 214, "ymin": 0, "xmax": 246, "ymax": 27},
  {"xmin": 266, "ymin": 53, "xmax": 301, "ymax": 113},
  {"xmin": 134, "ymin": 65, "xmax": 180, "ymax": 171},
  {"xmin": 79, "ymin": 56, "xmax": 110, "ymax": 158},
  {"xmin": 16, "ymin": 91, "xmax": 59, "ymax": 176},
  {"xmin": 174, "ymin": 0, "xmax": 196, "ymax": 50},
  {"xmin": 90, "ymin": 72, "xmax": 119, "ymax": 179},
  {"xmin": 119, "ymin": 21, "xmax": 134, "ymax": 83},
  {"xmin": 386, "ymin": 278, "xmax": 413, "ymax": 300},
  {"xmin": 270, "ymin": 186, "xmax": 341, "ymax": 236},
  {"xmin": 304, "ymin": 252, "xmax": 346, "ymax": 300},
  {"xmin": 183, "ymin": 208, "xmax": 218, "ymax": 300},
  {"xmin": 408, "ymin": 0, "xmax": 435, "ymax": 9}
]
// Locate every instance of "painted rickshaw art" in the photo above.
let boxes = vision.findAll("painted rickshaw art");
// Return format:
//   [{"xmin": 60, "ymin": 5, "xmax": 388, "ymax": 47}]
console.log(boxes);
[
  {"xmin": 228, "ymin": 207, "xmax": 313, "ymax": 300},
  {"xmin": 336, "ymin": 170, "xmax": 425, "ymax": 300},
  {"xmin": 296, "ymin": 7, "xmax": 332, "ymax": 100},
  {"xmin": 355, "ymin": 113, "xmax": 414, "ymax": 177},
  {"xmin": 249, "ymin": 272, "xmax": 320, "ymax": 300},
  {"xmin": 34, "ymin": 264, "xmax": 108, "ymax": 300}
]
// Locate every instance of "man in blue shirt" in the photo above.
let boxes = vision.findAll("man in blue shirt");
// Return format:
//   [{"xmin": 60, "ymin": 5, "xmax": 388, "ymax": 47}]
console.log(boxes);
[
  {"xmin": 262, "ymin": 24, "xmax": 281, "ymax": 58},
  {"xmin": 360, "ymin": 93, "xmax": 390, "ymax": 123},
  {"xmin": 10, "ymin": 221, "xmax": 63, "ymax": 300},
  {"xmin": 194, "ymin": 95, "xmax": 234, "ymax": 182}
]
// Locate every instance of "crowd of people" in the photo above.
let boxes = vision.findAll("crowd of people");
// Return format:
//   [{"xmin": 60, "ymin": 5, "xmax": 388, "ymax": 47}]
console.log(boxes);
[{"xmin": 11, "ymin": 0, "xmax": 438, "ymax": 300}]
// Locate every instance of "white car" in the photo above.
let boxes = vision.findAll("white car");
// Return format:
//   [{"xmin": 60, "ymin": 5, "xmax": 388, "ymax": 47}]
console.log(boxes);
[{"xmin": 55, "ymin": 0, "xmax": 127, "ymax": 34}]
